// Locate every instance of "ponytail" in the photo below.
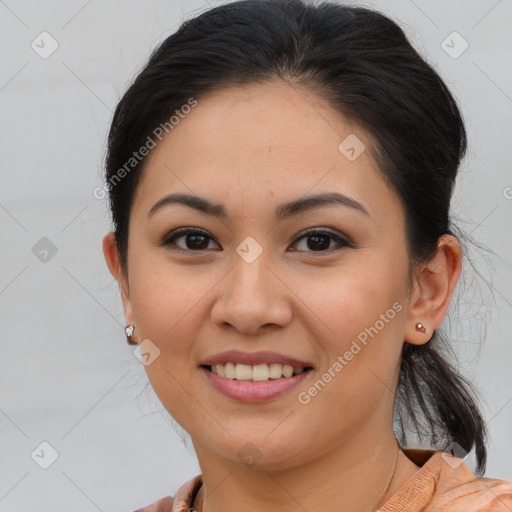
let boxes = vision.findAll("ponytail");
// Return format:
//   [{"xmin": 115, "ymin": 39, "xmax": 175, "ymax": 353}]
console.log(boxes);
[{"xmin": 395, "ymin": 333, "xmax": 487, "ymax": 474}]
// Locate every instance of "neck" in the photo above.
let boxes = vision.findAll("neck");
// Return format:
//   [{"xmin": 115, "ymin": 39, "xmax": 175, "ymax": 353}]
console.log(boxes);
[{"xmin": 193, "ymin": 426, "xmax": 420, "ymax": 512}]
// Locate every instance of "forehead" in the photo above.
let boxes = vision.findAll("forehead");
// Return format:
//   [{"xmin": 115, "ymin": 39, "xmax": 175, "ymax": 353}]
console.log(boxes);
[{"xmin": 132, "ymin": 80, "xmax": 401, "ymax": 223}]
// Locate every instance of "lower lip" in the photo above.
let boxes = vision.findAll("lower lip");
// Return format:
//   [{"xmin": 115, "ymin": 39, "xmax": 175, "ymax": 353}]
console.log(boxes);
[{"xmin": 200, "ymin": 367, "xmax": 312, "ymax": 403}]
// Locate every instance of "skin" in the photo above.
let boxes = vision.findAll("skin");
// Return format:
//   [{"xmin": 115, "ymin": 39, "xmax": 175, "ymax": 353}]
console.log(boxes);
[{"xmin": 103, "ymin": 80, "xmax": 462, "ymax": 512}]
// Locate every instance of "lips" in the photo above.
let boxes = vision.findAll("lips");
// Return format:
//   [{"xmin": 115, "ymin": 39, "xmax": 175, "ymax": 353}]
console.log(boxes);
[
  {"xmin": 200, "ymin": 366, "xmax": 312, "ymax": 402},
  {"xmin": 199, "ymin": 350, "xmax": 314, "ymax": 402},
  {"xmin": 199, "ymin": 350, "xmax": 314, "ymax": 369}
]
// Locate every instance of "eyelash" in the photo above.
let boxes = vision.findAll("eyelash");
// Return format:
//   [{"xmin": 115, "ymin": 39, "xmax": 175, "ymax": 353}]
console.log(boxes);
[{"xmin": 161, "ymin": 227, "xmax": 352, "ymax": 254}]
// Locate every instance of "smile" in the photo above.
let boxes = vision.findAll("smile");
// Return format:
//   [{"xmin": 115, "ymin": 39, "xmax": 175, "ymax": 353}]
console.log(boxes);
[{"xmin": 199, "ymin": 350, "xmax": 314, "ymax": 402}]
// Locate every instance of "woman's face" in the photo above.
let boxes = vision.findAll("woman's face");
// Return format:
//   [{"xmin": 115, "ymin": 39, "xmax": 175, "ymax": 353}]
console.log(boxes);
[{"xmin": 108, "ymin": 80, "xmax": 419, "ymax": 469}]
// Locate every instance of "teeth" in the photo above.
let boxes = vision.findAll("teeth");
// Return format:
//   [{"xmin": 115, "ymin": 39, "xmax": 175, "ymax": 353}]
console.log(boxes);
[
  {"xmin": 209, "ymin": 363, "xmax": 307, "ymax": 381},
  {"xmin": 269, "ymin": 363, "xmax": 283, "ymax": 379},
  {"xmin": 224, "ymin": 362, "xmax": 236, "ymax": 379},
  {"xmin": 252, "ymin": 364, "xmax": 270, "ymax": 381},
  {"xmin": 282, "ymin": 365, "xmax": 293, "ymax": 378},
  {"xmin": 235, "ymin": 364, "xmax": 252, "ymax": 381}
]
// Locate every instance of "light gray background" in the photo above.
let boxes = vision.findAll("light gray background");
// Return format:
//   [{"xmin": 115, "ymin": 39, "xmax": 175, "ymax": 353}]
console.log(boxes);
[{"xmin": 1, "ymin": 0, "xmax": 511, "ymax": 510}]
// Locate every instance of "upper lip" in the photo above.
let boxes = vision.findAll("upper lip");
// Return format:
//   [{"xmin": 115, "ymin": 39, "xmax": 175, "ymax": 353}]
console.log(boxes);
[{"xmin": 200, "ymin": 350, "xmax": 314, "ymax": 368}]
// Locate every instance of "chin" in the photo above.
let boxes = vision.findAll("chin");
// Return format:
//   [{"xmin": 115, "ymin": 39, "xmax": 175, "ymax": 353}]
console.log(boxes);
[{"xmin": 199, "ymin": 432, "xmax": 311, "ymax": 471}]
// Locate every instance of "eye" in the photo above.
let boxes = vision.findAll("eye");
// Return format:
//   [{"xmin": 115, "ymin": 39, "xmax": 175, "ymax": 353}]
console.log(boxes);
[
  {"xmin": 289, "ymin": 228, "xmax": 351, "ymax": 253},
  {"xmin": 162, "ymin": 227, "xmax": 221, "ymax": 252},
  {"xmin": 161, "ymin": 227, "xmax": 352, "ymax": 254}
]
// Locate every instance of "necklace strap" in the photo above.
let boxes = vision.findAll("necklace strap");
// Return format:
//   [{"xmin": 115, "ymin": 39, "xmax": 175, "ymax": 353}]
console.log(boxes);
[{"xmin": 373, "ymin": 445, "xmax": 401, "ymax": 511}]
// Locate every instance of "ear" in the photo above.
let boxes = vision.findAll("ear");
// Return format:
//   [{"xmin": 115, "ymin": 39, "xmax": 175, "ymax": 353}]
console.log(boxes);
[
  {"xmin": 404, "ymin": 234, "xmax": 462, "ymax": 345},
  {"xmin": 102, "ymin": 232, "xmax": 136, "ymax": 336}
]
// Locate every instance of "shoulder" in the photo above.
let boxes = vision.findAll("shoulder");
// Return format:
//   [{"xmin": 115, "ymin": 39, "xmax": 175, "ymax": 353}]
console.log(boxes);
[
  {"xmin": 381, "ymin": 449, "xmax": 512, "ymax": 512},
  {"xmin": 424, "ymin": 453, "xmax": 512, "ymax": 512},
  {"xmin": 133, "ymin": 496, "xmax": 174, "ymax": 512},
  {"xmin": 425, "ymin": 475, "xmax": 512, "ymax": 512}
]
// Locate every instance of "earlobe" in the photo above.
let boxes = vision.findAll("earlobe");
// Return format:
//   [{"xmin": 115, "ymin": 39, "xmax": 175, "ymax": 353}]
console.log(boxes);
[{"xmin": 404, "ymin": 235, "xmax": 462, "ymax": 346}]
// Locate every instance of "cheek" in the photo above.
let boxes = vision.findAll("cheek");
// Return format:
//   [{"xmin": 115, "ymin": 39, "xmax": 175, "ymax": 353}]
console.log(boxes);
[
  {"xmin": 293, "ymin": 264, "xmax": 406, "ymax": 349},
  {"xmin": 291, "ymin": 261, "xmax": 408, "ymax": 415},
  {"xmin": 294, "ymin": 274, "xmax": 405, "ymax": 424},
  {"xmin": 127, "ymin": 260, "xmax": 212, "ymax": 427},
  {"xmin": 128, "ymin": 253, "xmax": 215, "ymax": 344}
]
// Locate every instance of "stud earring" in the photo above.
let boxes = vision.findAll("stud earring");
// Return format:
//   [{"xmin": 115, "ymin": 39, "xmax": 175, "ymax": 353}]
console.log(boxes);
[
  {"xmin": 415, "ymin": 322, "xmax": 426, "ymax": 334},
  {"xmin": 125, "ymin": 324, "xmax": 137, "ymax": 345}
]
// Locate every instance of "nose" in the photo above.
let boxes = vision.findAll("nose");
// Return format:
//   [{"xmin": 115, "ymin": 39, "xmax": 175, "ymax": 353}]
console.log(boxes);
[{"xmin": 210, "ymin": 252, "xmax": 293, "ymax": 335}]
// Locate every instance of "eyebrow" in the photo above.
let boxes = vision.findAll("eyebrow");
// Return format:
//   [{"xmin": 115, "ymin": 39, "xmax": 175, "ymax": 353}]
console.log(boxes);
[{"xmin": 147, "ymin": 191, "xmax": 369, "ymax": 220}]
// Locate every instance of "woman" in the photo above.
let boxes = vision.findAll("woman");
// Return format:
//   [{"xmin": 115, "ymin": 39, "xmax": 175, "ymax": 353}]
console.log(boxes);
[{"xmin": 101, "ymin": 0, "xmax": 512, "ymax": 510}]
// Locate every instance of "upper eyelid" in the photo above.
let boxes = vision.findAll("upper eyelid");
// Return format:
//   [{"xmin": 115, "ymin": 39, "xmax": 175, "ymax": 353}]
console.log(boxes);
[
  {"xmin": 290, "ymin": 228, "xmax": 352, "ymax": 251},
  {"xmin": 162, "ymin": 227, "xmax": 220, "ymax": 246},
  {"xmin": 292, "ymin": 227, "xmax": 347, "ymax": 241}
]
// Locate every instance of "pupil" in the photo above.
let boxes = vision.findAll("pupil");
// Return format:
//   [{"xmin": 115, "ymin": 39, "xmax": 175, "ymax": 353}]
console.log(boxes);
[
  {"xmin": 308, "ymin": 234, "xmax": 329, "ymax": 251},
  {"xmin": 187, "ymin": 234, "xmax": 208, "ymax": 249}
]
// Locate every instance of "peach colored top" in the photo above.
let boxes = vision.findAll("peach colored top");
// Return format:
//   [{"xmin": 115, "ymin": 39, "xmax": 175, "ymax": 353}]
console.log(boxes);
[{"xmin": 134, "ymin": 449, "xmax": 512, "ymax": 511}]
